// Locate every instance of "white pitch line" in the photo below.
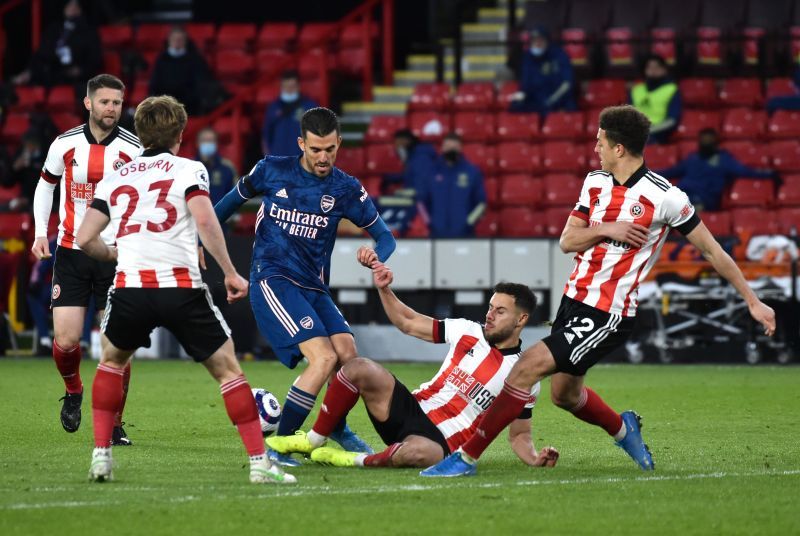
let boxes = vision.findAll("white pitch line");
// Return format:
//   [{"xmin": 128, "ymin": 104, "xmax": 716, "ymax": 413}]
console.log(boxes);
[{"xmin": 2, "ymin": 469, "xmax": 799, "ymax": 510}]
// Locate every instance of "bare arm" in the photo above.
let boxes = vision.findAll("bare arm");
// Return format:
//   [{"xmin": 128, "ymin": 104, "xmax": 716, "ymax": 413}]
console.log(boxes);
[
  {"xmin": 76, "ymin": 207, "xmax": 116, "ymax": 262},
  {"xmin": 559, "ymin": 215, "xmax": 650, "ymax": 254},
  {"xmin": 373, "ymin": 266, "xmax": 436, "ymax": 342},
  {"xmin": 508, "ymin": 418, "xmax": 559, "ymax": 467},
  {"xmin": 684, "ymin": 221, "xmax": 776, "ymax": 336}
]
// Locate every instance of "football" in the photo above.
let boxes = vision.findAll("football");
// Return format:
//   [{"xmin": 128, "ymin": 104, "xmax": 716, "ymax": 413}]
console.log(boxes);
[{"xmin": 251, "ymin": 388, "xmax": 281, "ymax": 437}]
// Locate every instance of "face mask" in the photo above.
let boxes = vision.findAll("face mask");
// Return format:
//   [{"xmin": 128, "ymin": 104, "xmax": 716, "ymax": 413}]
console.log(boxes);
[
  {"xmin": 443, "ymin": 150, "xmax": 460, "ymax": 164},
  {"xmin": 198, "ymin": 141, "xmax": 217, "ymax": 158},
  {"xmin": 396, "ymin": 146, "xmax": 408, "ymax": 163},
  {"xmin": 167, "ymin": 47, "xmax": 186, "ymax": 58},
  {"xmin": 281, "ymin": 91, "xmax": 299, "ymax": 103},
  {"xmin": 698, "ymin": 142, "xmax": 718, "ymax": 159},
  {"xmin": 530, "ymin": 45, "xmax": 545, "ymax": 57}
]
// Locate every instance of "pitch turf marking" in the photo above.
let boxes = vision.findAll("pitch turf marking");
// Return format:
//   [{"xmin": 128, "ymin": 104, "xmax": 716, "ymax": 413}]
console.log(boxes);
[{"xmin": 2, "ymin": 469, "xmax": 799, "ymax": 510}]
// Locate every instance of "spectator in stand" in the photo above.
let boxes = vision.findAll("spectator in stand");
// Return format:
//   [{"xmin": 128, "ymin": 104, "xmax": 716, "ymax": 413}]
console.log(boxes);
[
  {"xmin": 27, "ymin": 238, "xmax": 57, "ymax": 356},
  {"xmin": 509, "ymin": 26, "xmax": 576, "ymax": 114},
  {"xmin": 656, "ymin": 128, "xmax": 776, "ymax": 212},
  {"xmin": 12, "ymin": 0, "xmax": 102, "ymax": 88},
  {"xmin": 261, "ymin": 70, "xmax": 318, "ymax": 156},
  {"xmin": 149, "ymin": 25, "xmax": 217, "ymax": 115},
  {"xmin": 630, "ymin": 54, "xmax": 682, "ymax": 144},
  {"xmin": 195, "ymin": 127, "xmax": 237, "ymax": 206},
  {"xmin": 766, "ymin": 61, "xmax": 800, "ymax": 114},
  {"xmin": 418, "ymin": 133, "xmax": 487, "ymax": 238},
  {"xmin": 1, "ymin": 130, "xmax": 47, "ymax": 211},
  {"xmin": 390, "ymin": 129, "xmax": 437, "ymax": 193}
]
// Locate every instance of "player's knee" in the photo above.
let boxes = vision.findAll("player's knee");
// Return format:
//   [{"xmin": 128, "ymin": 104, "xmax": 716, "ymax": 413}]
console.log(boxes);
[
  {"xmin": 308, "ymin": 351, "xmax": 338, "ymax": 374},
  {"xmin": 53, "ymin": 333, "xmax": 81, "ymax": 350},
  {"xmin": 341, "ymin": 356, "xmax": 375, "ymax": 386},
  {"xmin": 509, "ymin": 343, "xmax": 553, "ymax": 386},
  {"xmin": 550, "ymin": 389, "xmax": 580, "ymax": 410}
]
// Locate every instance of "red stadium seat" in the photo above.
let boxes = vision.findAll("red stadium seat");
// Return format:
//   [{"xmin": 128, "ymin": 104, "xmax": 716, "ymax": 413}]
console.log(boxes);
[
  {"xmin": 542, "ymin": 142, "xmax": 587, "ymax": 173},
  {"xmin": 731, "ymin": 208, "xmax": 778, "ymax": 236},
  {"xmin": 727, "ymin": 180, "xmax": 774, "ymax": 208},
  {"xmin": 462, "ymin": 144, "xmax": 497, "ymax": 175},
  {"xmin": 605, "ymin": 28, "xmax": 635, "ymax": 66},
  {"xmin": 483, "ymin": 176, "xmax": 499, "ymax": 206},
  {"xmin": 545, "ymin": 206, "xmax": 572, "ymax": 237},
  {"xmin": 542, "ymin": 174, "xmax": 583, "ymax": 207},
  {"xmin": 255, "ymin": 49, "xmax": 291, "ymax": 76},
  {"xmin": 541, "ymin": 111, "xmax": 585, "ymax": 140},
  {"xmin": 300, "ymin": 77, "xmax": 329, "ymax": 107},
  {"xmin": 102, "ymin": 51, "xmax": 122, "ymax": 77},
  {"xmin": 561, "ymin": 28, "xmax": 589, "ymax": 65},
  {"xmin": 214, "ymin": 50, "xmax": 254, "ymax": 81},
  {"xmin": 339, "ymin": 22, "xmax": 379, "ymax": 48},
  {"xmin": 13, "ymin": 86, "xmax": 45, "ymax": 111},
  {"xmin": 365, "ymin": 115, "xmax": 407, "ymax": 144},
  {"xmin": 233, "ymin": 212, "xmax": 258, "ymax": 235},
  {"xmin": 768, "ymin": 141, "xmax": 800, "ymax": 173},
  {"xmin": 719, "ymin": 78, "xmax": 763, "ymax": 108},
  {"xmin": 675, "ymin": 110, "xmax": 721, "ymax": 140},
  {"xmin": 496, "ymin": 81, "xmax": 520, "ymax": 111},
  {"xmin": 337, "ymin": 48, "xmax": 368, "ymax": 76},
  {"xmin": 408, "ymin": 83, "xmax": 451, "ymax": 112},
  {"xmin": 586, "ymin": 145, "xmax": 600, "ymax": 170},
  {"xmin": 650, "ymin": 28, "xmax": 676, "ymax": 64},
  {"xmin": 499, "ymin": 207, "xmax": 546, "ymax": 237},
  {"xmin": 0, "ymin": 184, "xmax": 21, "ymax": 204},
  {"xmin": 452, "ymin": 82, "xmax": 495, "ymax": 112},
  {"xmin": 721, "ymin": 108, "xmax": 767, "ymax": 140},
  {"xmin": 46, "ymin": 85, "xmax": 76, "ymax": 113},
  {"xmin": 765, "ymin": 78, "xmax": 797, "ymax": 100},
  {"xmin": 496, "ymin": 142, "xmax": 541, "ymax": 174},
  {"xmin": 645, "ymin": 144, "xmax": 679, "ymax": 170},
  {"xmin": 365, "ymin": 144, "xmax": 403, "ymax": 174},
  {"xmin": 1, "ymin": 113, "xmax": 29, "ymax": 144},
  {"xmin": 679, "ymin": 78, "xmax": 719, "ymax": 108},
  {"xmin": 298, "ymin": 48, "xmax": 327, "ymax": 79},
  {"xmin": 298, "ymin": 23, "xmax": 336, "ymax": 49},
  {"xmin": 334, "ymin": 147, "xmax": 365, "ymax": 177},
  {"xmin": 361, "ymin": 176, "xmax": 382, "ymax": 198},
  {"xmin": 475, "ymin": 210, "xmax": 500, "ymax": 237},
  {"xmin": 254, "ymin": 82, "xmax": 281, "ymax": 109},
  {"xmin": 696, "ymin": 27, "xmax": 722, "ymax": 65},
  {"xmin": 134, "ymin": 24, "xmax": 171, "ymax": 52},
  {"xmin": 496, "ymin": 112, "xmax": 539, "ymax": 142},
  {"xmin": 584, "ymin": 110, "xmax": 601, "ymax": 140},
  {"xmin": 0, "ymin": 213, "xmax": 32, "ymax": 239},
  {"xmin": 99, "ymin": 25, "xmax": 132, "ymax": 49},
  {"xmin": 721, "ymin": 141, "xmax": 770, "ymax": 168},
  {"xmin": 257, "ymin": 23, "xmax": 298, "ymax": 49},
  {"xmin": 581, "ymin": 79, "xmax": 628, "ymax": 108},
  {"xmin": 452, "ymin": 112, "xmax": 495, "ymax": 143},
  {"xmin": 701, "ymin": 210, "xmax": 732, "ymax": 235},
  {"xmin": 498, "ymin": 175, "xmax": 543, "ymax": 207},
  {"xmin": 776, "ymin": 207, "xmax": 800, "ymax": 234},
  {"xmin": 185, "ymin": 23, "xmax": 216, "ymax": 51},
  {"xmin": 50, "ymin": 113, "xmax": 81, "ymax": 133},
  {"xmin": 213, "ymin": 116, "xmax": 249, "ymax": 145},
  {"xmin": 742, "ymin": 27, "xmax": 764, "ymax": 66},
  {"xmin": 408, "ymin": 112, "xmax": 451, "ymax": 143},
  {"xmin": 777, "ymin": 177, "xmax": 800, "ymax": 206},
  {"xmin": 768, "ymin": 111, "xmax": 800, "ymax": 140}
]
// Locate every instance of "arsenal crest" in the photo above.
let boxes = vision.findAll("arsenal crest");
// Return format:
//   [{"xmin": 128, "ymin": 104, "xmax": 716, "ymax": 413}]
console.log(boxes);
[{"xmin": 320, "ymin": 195, "xmax": 335, "ymax": 213}]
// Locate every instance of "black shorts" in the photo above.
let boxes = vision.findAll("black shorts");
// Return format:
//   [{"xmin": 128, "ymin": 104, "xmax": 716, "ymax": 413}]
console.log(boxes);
[
  {"xmin": 102, "ymin": 286, "xmax": 231, "ymax": 362},
  {"xmin": 367, "ymin": 378, "xmax": 450, "ymax": 456},
  {"xmin": 52, "ymin": 246, "xmax": 116, "ymax": 309},
  {"xmin": 542, "ymin": 295, "xmax": 636, "ymax": 376}
]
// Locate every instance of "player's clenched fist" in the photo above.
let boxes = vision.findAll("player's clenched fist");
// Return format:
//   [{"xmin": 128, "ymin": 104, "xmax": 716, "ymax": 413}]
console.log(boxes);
[
  {"xmin": 224, "ymin": 273, "xmax": 249, "ymax": 303},
  {"xmin": 373, "ymin": 265, "xmax": 393, "ymax": 289},
  {"xmin": 357, "ymin": 245, "xmax": 379, "ymax": 268},
  {"xmin": 31, "ymin": 237, "xmax": 52, "ymax": 260}
]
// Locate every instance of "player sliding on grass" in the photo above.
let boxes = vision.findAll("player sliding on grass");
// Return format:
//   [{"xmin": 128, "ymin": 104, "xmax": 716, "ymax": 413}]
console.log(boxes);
[
  {"xmin": 422, "ymin": 104, "xmax": 777, "ymax": 477},
  {"xmin": 76, "ymin": 95, "xmax": 294, "ymax": 485},
  {"xmin": 267, "ymin": 267, "xmax": 559, "ymax": 469}
]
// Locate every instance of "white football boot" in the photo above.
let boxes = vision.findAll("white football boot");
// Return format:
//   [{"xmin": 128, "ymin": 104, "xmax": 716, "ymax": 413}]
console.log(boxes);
[
  {"xmin": 250, "ymin": 458, "xmax": 297, "ymax": 484},
  {"xmin": 88, "ymin": 447, "xmax": 113, "ymax": 482}
]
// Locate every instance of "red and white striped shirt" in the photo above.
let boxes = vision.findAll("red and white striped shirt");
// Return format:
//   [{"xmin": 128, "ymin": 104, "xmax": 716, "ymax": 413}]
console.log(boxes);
[
  {"xmin": 413, "ymin": 318, "xmax": 540, "ymax": 452},
  {"xmin": 91, "ymin": 149, "xmax": 211, "ymax": 289},
  {"xmin": 564, "ymin": 165, "xmax": 699, "ymax": 316},
  {"xmin": 38, "ymin": 123, "xmax": 142, "ymax": 248}
]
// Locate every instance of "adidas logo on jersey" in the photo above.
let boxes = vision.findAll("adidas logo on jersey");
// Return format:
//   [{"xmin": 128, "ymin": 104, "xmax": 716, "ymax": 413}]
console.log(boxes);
[
  {"xmin": 71, "ymin": 158, "xmax": 79, "ymax": 167},
  {"xmin": 276, "ymin": 188, "xmax": 288, "ymax": 198}
]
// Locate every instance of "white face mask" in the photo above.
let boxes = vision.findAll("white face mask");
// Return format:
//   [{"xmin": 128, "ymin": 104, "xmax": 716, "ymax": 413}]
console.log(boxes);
[
  {"xmin": 198, "ymin": 141, "xmax": 217, "ymax": 158},
  {"xmin": 530, "ymin": 45, "xmax": 545, "ymax": 57},
  {"xmin": 167, "ymin": 46, "xmax": 186, "ymax": 58},
  {"xmin": 281, "ymin": 91, "xmax": 299, "ymax": 103}
]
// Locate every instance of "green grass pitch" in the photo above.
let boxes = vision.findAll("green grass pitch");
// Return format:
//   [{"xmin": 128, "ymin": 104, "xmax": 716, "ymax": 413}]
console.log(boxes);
[{"xmin": 1, "ymin": 358, "xmax": 798, "ymax": 535}]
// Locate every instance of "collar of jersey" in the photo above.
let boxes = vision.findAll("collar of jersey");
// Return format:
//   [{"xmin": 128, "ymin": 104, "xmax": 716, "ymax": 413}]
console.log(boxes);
[
  {"xmin": 142, "ymin": 147, "xmax": 173, "ymax": 157},
  {"xmin": 611, "ymin": 163, "xmax": 648, "ymax": 188},
  {"xmin": 494, "ymin": 340, "xmax": 522, "ymax": 355},
  {"xmin": 84, "ymin": 123, "xmax": 120, "ymax": 146}
]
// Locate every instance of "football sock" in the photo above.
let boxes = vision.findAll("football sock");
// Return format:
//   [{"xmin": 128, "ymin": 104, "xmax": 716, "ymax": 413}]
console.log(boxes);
[
  {"xmin": 114, "ymin": 361, "xmax": 132, "ymax": 427},
  {"xmin": 461, "ymin": 381, "xmax": 529, "ymax": 460},
  {"xmin": 54, "ymin": 342, "xmax": 82, "ymax": 394},
  {"xmin": 220, "ymin": 375, "xmax": 264, "ymax": 456},
  {"xmin": 362, "ymin": 443, "xmax": 402, "ymax": 467},
  {"xmin": 92, "ymin": 363, "xmax": 125, "ymax": 448},
  {"xmin": 569, "ymin": 387, "xmax": 624, "ymax": 437},
  {"xmin": 277, "ymin": 384, "xmax": 317, "ymax": 437},
  {"xmin": 249, "ymin": 453, "xmax": 267, "ymax": 466},
  {"xmin": 311, "ymin": 369, "xmax": 360, "ymax": 437}
]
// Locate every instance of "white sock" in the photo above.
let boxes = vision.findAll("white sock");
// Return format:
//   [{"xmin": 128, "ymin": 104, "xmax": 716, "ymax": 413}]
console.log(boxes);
[
  {"xmin": 459, "ymin": 449, "xmax": 477, "ymax": 464},
  {"xmin": 249, "ymin": 453, "xmax": 267, "ymax": 466},
  {"xmin": 354, "ymin": 454, "xmax": 367, "ymax": 467},
  {"xmin": 613, "ymin": 421, "xmax": 627, "ymax": 442},
  {"xmin": 307, "ymin": 430, "xmax": 327, "ymax": 449},
  {"xmin": 93, "ymin": 446, "xmax": 111, "ymax": 456}
]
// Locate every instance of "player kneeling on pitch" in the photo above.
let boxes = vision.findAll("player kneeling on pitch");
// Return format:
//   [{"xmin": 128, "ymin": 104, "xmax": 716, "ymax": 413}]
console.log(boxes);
[
  {"xmin": 267, "ymin": 266, "xmax": 558, "ymax": 469},
  {"xmin": 76, "ymin": 95, "xmax": 295, "ymax": 485}
]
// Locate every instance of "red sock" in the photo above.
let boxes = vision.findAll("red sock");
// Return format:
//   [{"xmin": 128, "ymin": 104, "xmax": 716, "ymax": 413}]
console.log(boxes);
[
  {"xmin": 461, "ymin": 381, "xmax": 529, "ymax": 460},
  {"xmin": 221, "ymin": 375, "xmax": 264, "ymax": 456},
  {"xmin": 53, "ymin": 342, "xmax": 82, "ymax": 394},
  {"xmin": 114, "ymin": 362, "xmax": 132, "ymax": 427},
  {"xmin": 312, "ymin": 369, "xmax": 360, "ymax": 437},
  {"xmin": 570, "ymin": 387, "xmax": 623, "ymax": 436},
  {"xmin": 363, "ymin": 443, "xmax": 402, "ymax": 467},
  {"xmin": 92, "ymin": 364, "xmax": 125, "ymax": 447}
]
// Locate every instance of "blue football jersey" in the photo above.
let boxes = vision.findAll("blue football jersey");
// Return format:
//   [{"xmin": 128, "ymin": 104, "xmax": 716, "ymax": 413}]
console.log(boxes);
[{"xmin": 242, "ymin": 155, "xmax": 379, "ymax": 291}]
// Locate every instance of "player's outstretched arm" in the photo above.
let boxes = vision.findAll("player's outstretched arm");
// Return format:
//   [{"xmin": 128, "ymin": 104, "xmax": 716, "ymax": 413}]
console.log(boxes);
[
  {"xmin": 76, "ymin": 208, "xmax": 116, "ymax": 262},
  {"xmin": 560, "ymin": 215, "xmax": 649, "ymax": 253},
  {"xmin": 359, "ymin": 217, "xmax": 396, "ymax": 267},
  {"xmin": 685, "ymin": 221, "xmax": 776, "ymax": 336},
  {"xmin": 508, "ymin": 418, "xmax": 559, "ymax": 467},
  {"xmin": 189, "ymin": 195, "xmax": 248, "ymax": 303},
  {"xmin": 213, "ymin": 179, "xmax": 251, "ymax": 223},
  {"xmin": 31, "ymin": 179, "xmax": 57, "ymax": 259},
  {"xmin": 374, "ymin": 266, "xmax": 436, "ymax": 342}
]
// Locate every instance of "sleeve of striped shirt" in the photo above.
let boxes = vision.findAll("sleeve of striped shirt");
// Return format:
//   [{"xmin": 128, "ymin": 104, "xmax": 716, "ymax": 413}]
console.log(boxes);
[
  {"xmin": 432, "ymin": 319, "xmax": 446, "ymax": 343},
  {"xmin": 183, "ymin": 162, "xmax": 211, "ymax": 201},
  {"xmin": 570, "ymin": 174, "xmax": 592, "ymax": 222},
  {"xmin": 663, "ymin": 186, "xmax": 700, "ymax": 235},
  {"xmin": 40, "ymin": 138, "xmax": 64, "ymax": 183}
]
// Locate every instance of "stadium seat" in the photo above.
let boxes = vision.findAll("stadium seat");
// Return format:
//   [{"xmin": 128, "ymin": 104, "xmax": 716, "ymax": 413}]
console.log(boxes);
[
  {"xmin": 768, "ymin": 141, "xmax": 800, "ymax": 173},
  {"xmin": 185, "ymin": 23, "xmax": 216, "ymax": 51},
  {"xmin": 541, "ymin": 111, "xmax": 584, "ymax": 140},
  {"xmin": 586, "ymin": 145, "xmax": 600, "ymax": 170},
  {"xmin": 768, "ymin": 111, "xmax": 800, "ymax": 140},
  {"xmin": 679, "ymin": 78, "xmax": 719, "ymax": 108},
  {"xmin": 475, "ymin": 209, "xmax": 500, "ymax": 237},
  {"xmin": 337, "ymin": 48, "xmax": 368, "ymax": 76},
  {"xmin": 0, "ymin": 113, "xmax": 29, "ymax": 144},
  {"xmin": 213, "ymin": 116, "xmax": 249, "ymax": 145},
  {"xmin": 584, "ymin": 110, "xmax": 601, "ymax": 140},
  {"xmin": 604, "ymin": 28, "xmax": 635, "ymax": 66},
  {"xmin": 0, "ymin": 184, "xmax": 21, "ymax": 205},
  {"xmin": 452, "ymin": 82, "xmax": 495, "ymax": 112},
  {"xmin": 650, "ymin": 28, "xmax": 677, "ymax": 64},
  {"xmin": 46, "ymin": 85, "xmax": 76, "ymax": 113},
  {"xmin": 408, "ymin": 111, "xmax": 451, "ymax": 143},
  {"xmin": 727, "ymin": 180, "xmax": 774, "ymax": 208},
  {"xmin": 777, "ymin": 177, "xmax": 800, "ymax": 206},
  {"xmin": 496, "ymin": 81, "xmax": 520, "ymax": 111},
  {"xmin": 498, "ymin": 175, "xmax": 543, "ymax": 207},
  {"xmin": 0, "ymin": 212, "xmax": 32, "ymax": 239},
  {"xmin": 675, "ymin": 110, "xmax": 721, "ymax": 140},
  {"xmin": 701, "ymin": 210, "xmax": 732, "ymax": 235},
  {"xmin": 13, "ymin": 86, "xmax": 45, "ymax": 111},
  {"xmin": 300, "ymin": 77, "xmax": 329, "ymax": 107},
  {"xmin": 214, "ymin": 50, "xmax": 255, "ymax": 82},
  {"xmin": 542, "ymin": 174, "xmax": 583, "ymax": 206},
  {"xmin": 298, "ymin": 48, "xmax": 327, "ymax": 79},
  {"xmin": 102, "ymin": 51, "xmax": 122, "ymax": 77},
  {"xmin": 719, "ymin": 79, "xmax": 763, "ymax": 108},
  {"xmin": 361, "ymin": 176, "xmax": 382, "ymax": 198},
  {"xmin": 542, "ymin": 142, "xmax": 587, "ymax": 173},
  {"xmin": 298, "ymin": 23, "xmax": 336, "ymax": 49},
  {"xmin": 233, "ymin": 212, "xmax": 258, "ymax": 235},
  {"xmin": 645, "ymin": 144, "xmax": 679, "ymax": 170},
  {"xmin": 561, "ymin": 28, "xmax": 589, "ymax": 65},
  {"xmin": 334, "ymin": 147, "xmax": 365, "ymax": 177},
  {"xmin": 50, "ymin": 112, "xmax": 81, "ymax": 133},
  {"xmin": 545, "ymin": 206, "xmax": 572, "ymax": 236},
  {"xmin": 765, "ymin": 78, "xmax": 797, "ymax": 100},
  {"xmin": 134, "ymin": 23, "xmax": 171, "ymax": 52},
  {"xmin": 742, "ymin": 27, "xmax": 764, "ymax": 66},
  {"xmin": 99, "ymin": 24, "xmax": 132, "ymax": 49},
  {"xmin": 462, "ymin": 144, "xmax": 497, "ymax": 175},
  {"xmin": 365, "ymin": 115, "xmax": 407, "ymax": 144},
  {"xmin": 496, "ymin": 112, "xmax": 539, "ymax": 142},
  {"xmin": 696, "ymin": 27, "xmax": 723, "ymax": 65},
  {"xmin": 254, "ymin": 82, "xmax": 281, "ymax": 109},
  {"xmin": 731, "ymin": 208, "xmax": 778, "ymax": 236},
  {"xmin": 452, "ymin": 112, "xmax": 495, "ymax": 143},
  {"xmin": 366, "ymin": 144, "xmax": 403, "ymax": 174},
  {"xmin": 496, "ymin": 142, "xmax": 541, "ymax": 173},
  {"xmin": 339, "ymin": 22, "xmax": 379, "ymax": 48},
  {"xmin": 484, "ymin": 176, "xmax": 499, "ymax": 207},
  {"xmin": 255, "ymin": 49, "xmax": 291, "ymax": 76},
  {"xmin": 722, "ymin": 141, "xmax": 770, "ymax": 168},
  {"xmin": 581, "ymin": 79, "xmax": 628, "ymax": 108},
  {"xmin": 776, "ymin": 207, "xmax": 800, "ymax": 234},
  {"xmin": 257, "ymin": 23, "xmax": 298, "ymax": 49},
  {"xmin": 408, "ymin": 83, "xmax": 451, "ymax": 112},
  {"xmin": 499, "ymin": 207, "xmax": 546, "ymax": 237},
  {"xmin": 721, "ymin": 108, "xmax": 767, "ymax": 140}
]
